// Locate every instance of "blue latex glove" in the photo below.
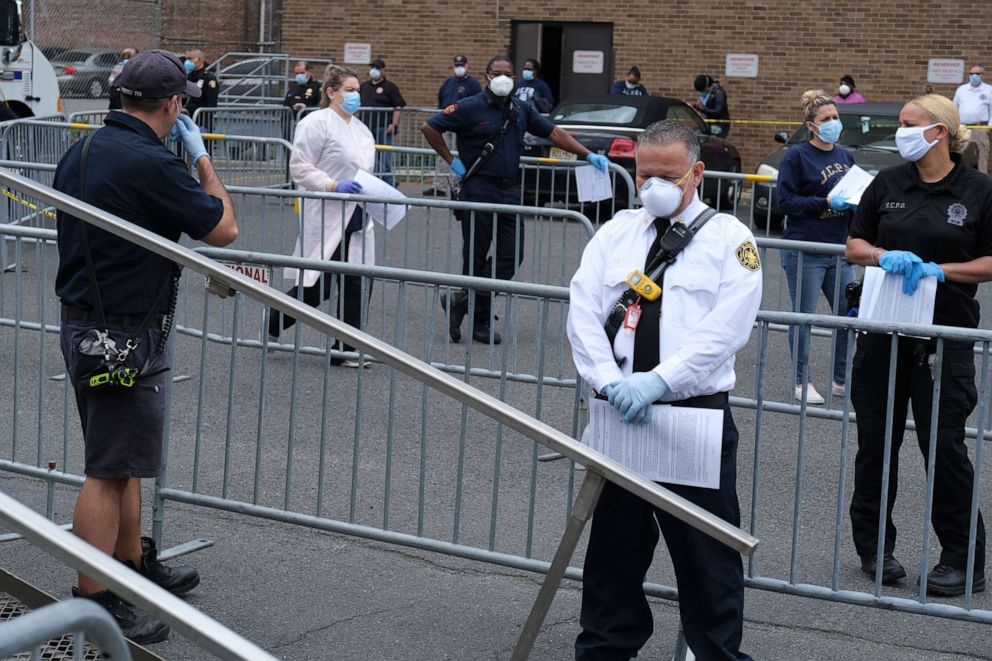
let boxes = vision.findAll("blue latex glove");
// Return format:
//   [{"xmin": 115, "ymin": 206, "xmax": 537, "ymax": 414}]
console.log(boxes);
[
  {"xmin": 335, "ymin": 179, "xmax": 363, "ymax": 194},
  {"xmin": 599, "ymin": 380, "xmax": 620, "ymax": 400},
  {"xmin": 607, "ymin": 371, "xmax": 669, "ymax": 424},
  {"xmin": 173, "ymin": 114, "xmax": 207, "ymax": 164},
  {"xmin": 586, "ymin": 152, "xmax": 609, "ymax": 173},
  {"xmin": 878, "ymin": 250, "xmax": 922, "ymax": 276},
  {"xmin": 828, "ymin": 195, "xmax": 855, "ymax": 211},
  {"xmin": 450, "ymin": 158, "xmax": 467, "ymax": 177},
  {"xmin": 901, "ymin": 261, "xmax": 945, "ymax": 296}
]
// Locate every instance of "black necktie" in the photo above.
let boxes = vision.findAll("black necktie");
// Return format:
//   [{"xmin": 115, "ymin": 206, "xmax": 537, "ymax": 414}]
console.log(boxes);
[{"xmin": 632, "ymin": 218, "xmax": 667, "ymax": 373}]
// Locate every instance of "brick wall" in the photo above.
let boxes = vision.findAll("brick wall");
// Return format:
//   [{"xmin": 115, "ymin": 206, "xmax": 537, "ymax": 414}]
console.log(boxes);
[
  {"xmin": 159, "ymin": 0, "xmax": 262, "ymax": 62},
  {"xmin": 278, "ymin": 0, "xmax": 992, "ymax": 171}
]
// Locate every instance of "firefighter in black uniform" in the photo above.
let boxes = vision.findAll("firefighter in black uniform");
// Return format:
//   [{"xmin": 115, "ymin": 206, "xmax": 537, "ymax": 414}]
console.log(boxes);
[
  {"xmin": 283, "ymin": 60, "xmax": 322, "ymax": 113},
  {"xmin": 183, "ymin": 49, "xmax": 218, "ymax": 123},
  {"xmin": 847, "ymin": 93, "xmax": 992, "ymax": 597}
]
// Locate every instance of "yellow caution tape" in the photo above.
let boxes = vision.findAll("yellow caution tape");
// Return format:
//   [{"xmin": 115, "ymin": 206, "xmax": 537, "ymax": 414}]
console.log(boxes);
[
  {"xmin": 704, "ymin": 119, "xmax": 803, "ymax": 126},
  {"xmin": 966, "ymin": 125, "xmax": 992, "ymax": 130},
  {"xmin": 743, "ymin": 174, "xmax": 775, "ymax": 183},
  {"xmin": 3, "ymin": 188, "xmax": 57, "ymax": 220},
  {"xmin": 201, "ymin": 132, "xmax": 226, "ymax": 141},
  {"xmin": 374, "ymin": 144, "xmax": 394, "ymax": 151},
  {"xmin": 535, "ymin": 157, "xmax": 563, "ymax": 164}
]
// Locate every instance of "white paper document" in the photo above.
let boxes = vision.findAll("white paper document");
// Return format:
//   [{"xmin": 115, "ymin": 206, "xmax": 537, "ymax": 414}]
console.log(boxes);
[
  {"xmin": 574, "ymin": 164, "xmax": 614, "ymax": 203},
  {"xmin": 354, "ymin": 170, "xmax": 408, "ymax": 230},
  {"xmin": 857, "ymin": 265, "xmax": 937, "ymax": 326},
  {"xmin": 828, "ymin": 165, "xmax": 875, "ymax": 206},
  {"xmin": 584, "ymin": 398, "xmax": 723, "ymax": 489}
]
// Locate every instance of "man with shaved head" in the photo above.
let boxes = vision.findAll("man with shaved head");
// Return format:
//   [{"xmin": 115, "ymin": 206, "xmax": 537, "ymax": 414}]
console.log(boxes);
[{"xmin": 183, "ymin": 48, "xmax": 218, "ymax": 118}]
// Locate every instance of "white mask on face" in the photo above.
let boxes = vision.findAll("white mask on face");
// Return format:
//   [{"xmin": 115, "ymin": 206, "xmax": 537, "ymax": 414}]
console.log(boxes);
[
  {"xmin": 639, "ymin": 169, "xmax": 692, "ymax": 218},
  {"xmin": 838, "ymin": 83, "xmax": 851, "ymax": 96},
  {"xmin": 895, "ymin": 124, "xmax": 941, "ymax": 162},
  {"xmin": 488, "ymin": 74, "xmax": 514, "ymax": 97},
  {"xmin": 453, "ymin": 66, "xmax": 466, "ymax": 78}
]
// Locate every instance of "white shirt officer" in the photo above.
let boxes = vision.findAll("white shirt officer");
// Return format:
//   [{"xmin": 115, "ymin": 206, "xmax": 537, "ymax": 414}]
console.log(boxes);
[
  {"xmin": 567, "ymin": 191, "xmax": 762, "ymax": 400},
  {"xmin": 953, "ymin": 80, "xmax": 992, "ymax": 125}
]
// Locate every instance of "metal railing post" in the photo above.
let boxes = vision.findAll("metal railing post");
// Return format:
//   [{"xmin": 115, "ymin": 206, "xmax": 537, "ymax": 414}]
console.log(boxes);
[{"xmin": 511, "ymin": 470, "xmax": 605, "ymax": 660}]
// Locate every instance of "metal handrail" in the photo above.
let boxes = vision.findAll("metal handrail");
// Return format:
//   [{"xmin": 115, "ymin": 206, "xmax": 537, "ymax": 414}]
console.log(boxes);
[
  {"xmin": 0, "ymin": 166, "xmax": 757, "ymax": 555},
  {"xmin": 0, "ymin": 599, "xmax": 131, "ymax": 659},
  {"xmin": 0, "ymin": 491, "xmax": 278, "ymax": 660}
]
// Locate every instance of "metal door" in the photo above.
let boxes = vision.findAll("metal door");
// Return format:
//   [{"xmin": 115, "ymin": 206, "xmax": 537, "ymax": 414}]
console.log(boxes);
[{"xmin": 560, "ymin": 23, "xmax": 613, "ymax": 100}]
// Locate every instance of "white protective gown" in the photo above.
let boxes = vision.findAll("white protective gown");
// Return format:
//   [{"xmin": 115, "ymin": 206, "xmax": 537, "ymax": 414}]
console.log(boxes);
[{"xmin": 286, "ymin": 107, "xmax": 376, "ymax": 287}]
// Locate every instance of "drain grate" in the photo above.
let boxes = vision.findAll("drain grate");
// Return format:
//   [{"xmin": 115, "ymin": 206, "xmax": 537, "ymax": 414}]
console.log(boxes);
[{"xmin": 0, "ymin": 592, "xmax": 105, "ymax": 660}]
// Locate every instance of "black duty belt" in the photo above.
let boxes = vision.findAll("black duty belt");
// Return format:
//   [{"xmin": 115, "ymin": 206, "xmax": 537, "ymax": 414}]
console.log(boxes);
[
  {"xmin": 61, "ymin": 304, "xmax": 163, "ymax": 329},
  {"xmin": 594, "ymin": 390, "xmax": 728, "ymax": 410}
]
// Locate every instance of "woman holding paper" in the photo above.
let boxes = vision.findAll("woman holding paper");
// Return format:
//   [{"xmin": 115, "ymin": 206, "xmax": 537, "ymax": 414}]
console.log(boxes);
[
  {"xmin": 777, "ymin": 89, "xmax": 856, "ymax": 404},
  {"xmin": 268, "ymin": 64, "xmax": 376, "ymax": 367},
  {"xmin": 845, "ymin": 94, "xmax": 992, "ymax": 597}
]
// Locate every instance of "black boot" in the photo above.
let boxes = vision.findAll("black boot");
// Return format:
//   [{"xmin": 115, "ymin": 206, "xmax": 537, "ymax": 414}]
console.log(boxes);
[
  {"xmin": 72, "ymin": 587, "xmax": 170, "ymax": 644},
  {"xmin": 136, "ymin": 536, "xmax": 200, "ymax": 596},
  {"xmin": 440, "ymin": 289, "xmax": 468, "ymax": 343}
]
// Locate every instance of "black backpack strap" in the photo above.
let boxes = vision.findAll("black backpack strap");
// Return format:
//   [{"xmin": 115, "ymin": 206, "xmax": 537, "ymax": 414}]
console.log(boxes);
[
  {"xmin": 602, "ymin": 206, "xmax": 720, "ymax": 359},
  {"xmin": 459, "ymin": 99, "xmax": 518, "ymax": 186}
]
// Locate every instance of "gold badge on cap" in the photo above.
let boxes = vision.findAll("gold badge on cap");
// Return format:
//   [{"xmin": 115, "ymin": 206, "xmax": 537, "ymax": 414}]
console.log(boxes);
[{"xmin": 736, "ymin": 240, "xmax": 761, "ymax": 271}]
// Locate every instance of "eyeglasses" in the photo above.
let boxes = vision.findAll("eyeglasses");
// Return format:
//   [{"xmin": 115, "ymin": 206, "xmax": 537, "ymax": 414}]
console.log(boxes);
[
  {"xmin": 487, "ymin": 73, "xmax": 516, "ymax": 80},
  {"xmin": 971, "ymin": 71, "xmax": 984, "ymax": 76}
]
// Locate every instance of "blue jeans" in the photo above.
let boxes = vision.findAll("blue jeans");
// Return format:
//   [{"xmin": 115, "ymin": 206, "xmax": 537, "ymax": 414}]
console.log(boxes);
[
  {"xmin": 373, "ymin": 125, "xmax": 394, "ymax": 187},
  {"xmin": 780, "ymin": 250, "xmax": 855, "ymax": 385}
]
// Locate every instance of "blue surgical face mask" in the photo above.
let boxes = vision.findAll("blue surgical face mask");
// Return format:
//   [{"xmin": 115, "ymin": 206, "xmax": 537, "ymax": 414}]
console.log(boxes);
[
  {"xmin": 971, "ymin": 73, "xmax": 983, "ymax": 86},
  {"xmin": 183, "ymin": 59, "xmax": 195, "ymax": 74},
  {"xmin": 294, "ymin": 73, "xmax": 308, "ymax": 85},
  {"xmin": 369, "ymin": 68, "xmax": 382, "ymax": 80},
  {"xmin": 522, "ymin": 70, "xmax": 535, "ymax": 81},
  {"xmin": 814, "ymin": 118, "xmax": 843, "ymax": 144},
  {"xmin": 699, "ymin": 92, "xmax": 711, "ymax": 105},
  {"xmin": 340, "ymin": 91, "xmax": 361, "ymax": 115}
]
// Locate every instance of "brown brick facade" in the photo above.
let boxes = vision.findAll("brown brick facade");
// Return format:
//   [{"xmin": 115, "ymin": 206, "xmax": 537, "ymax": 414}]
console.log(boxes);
[{"xmin": 278, "ymin": 0, "xmax": 992, "ymax": 170}]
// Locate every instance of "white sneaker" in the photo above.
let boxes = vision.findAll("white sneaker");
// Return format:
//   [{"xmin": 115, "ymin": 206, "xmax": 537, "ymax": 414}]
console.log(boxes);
[
  {"xmin": 794, "ymin": 383, "xmax": 825, "ymax": 405},
  {"xmin": 831, "ymin": 381, "xmax": 846, "ymax": 397}
]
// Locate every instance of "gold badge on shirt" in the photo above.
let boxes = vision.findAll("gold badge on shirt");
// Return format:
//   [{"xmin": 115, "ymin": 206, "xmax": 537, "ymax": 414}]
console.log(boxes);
[{"xmin": 735, "ymin": 241, "xmax": 761, "ymax": 271}]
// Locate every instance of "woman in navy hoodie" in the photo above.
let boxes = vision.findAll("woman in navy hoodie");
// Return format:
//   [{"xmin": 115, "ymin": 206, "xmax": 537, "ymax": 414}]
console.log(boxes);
[{"xmin": 777, "ymin": 89, "xmax": 856, "ymax": 405}]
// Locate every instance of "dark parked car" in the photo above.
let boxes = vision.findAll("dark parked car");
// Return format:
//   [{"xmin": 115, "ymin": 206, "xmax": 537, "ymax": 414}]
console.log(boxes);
[
  {"xmin": 751, "ymin": 102, "xmax": 978, "ymax": 229},
  {"xmin": 522, "ymin": 95, "xmax": 742, "ymax": 210},
  {"xmin": 52, "ymin": 48, "xmax": 119, "ymax": 98}
]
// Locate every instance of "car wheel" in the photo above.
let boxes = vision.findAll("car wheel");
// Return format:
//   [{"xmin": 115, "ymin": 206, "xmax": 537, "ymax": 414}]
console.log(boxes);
[{"xmin": 88, "ymin": 79, "xmax": 104, "ymax": 98}]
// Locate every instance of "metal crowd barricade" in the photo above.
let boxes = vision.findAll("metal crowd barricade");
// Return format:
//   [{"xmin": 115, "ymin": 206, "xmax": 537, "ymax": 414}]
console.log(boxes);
[
  {"xmin": 3, "ymin": 161, "xmax": 992, "ymax": 648},
  {"xmin": 66, "ymin": 110, "xmax": 110, "ymax": 126},
  {"xmin": 0, "ymin": 491, "xmax": 279, "ymax": 660},
  {"xmin": 0, "ymin": 598, "xmax": 132, "ymax": 660},
  {"xmin": 0, "ymin": 170, "xmax": 756, "ymax": 658},
  {"xmin": 192, "ymin": 105, "xmax": 295, "ymax": 143},
  {"xmin": 209, "ymin": 52, "xmax": 334, "ymax": 106}
]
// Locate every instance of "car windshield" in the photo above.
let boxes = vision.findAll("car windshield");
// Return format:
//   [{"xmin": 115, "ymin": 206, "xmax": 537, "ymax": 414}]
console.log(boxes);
[
  {"xmin": 552, "ymin": 103, "xmax": 639, "ymax": 124},
  {"xmin": 790, "ymin": 112, "xmax": 902, "ymax": 150},
  {"xmin": 59, "ymin": 51, "xmax": 94, "ymax": 63}
]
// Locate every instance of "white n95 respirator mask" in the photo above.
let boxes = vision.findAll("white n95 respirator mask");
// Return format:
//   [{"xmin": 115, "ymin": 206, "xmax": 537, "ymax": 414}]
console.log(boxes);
[
  {"xmin": 639, "ymin": 169, "xmax": 692, "ymax": 218},
  {"xmin": 488, "ymin": 75, "xmax": 514, "ymax": 97}
]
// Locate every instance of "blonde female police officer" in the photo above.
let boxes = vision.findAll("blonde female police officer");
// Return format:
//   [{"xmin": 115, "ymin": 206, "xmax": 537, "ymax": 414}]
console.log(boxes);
[
  {"xmin": 847, "ymin": 94, "xmax": 991, "ymax": 596},
  {"xmin": 269, "ymin": 64, "xmax": 375, "ymax": 366},
  {"xmin": 568, "ymin": 119, "xmax": 761, "ymax": 660}
]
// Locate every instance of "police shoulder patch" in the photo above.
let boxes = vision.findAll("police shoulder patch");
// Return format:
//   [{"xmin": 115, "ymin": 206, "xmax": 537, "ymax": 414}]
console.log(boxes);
[
  {"xmin": 443, "ymin": 103, "xmax": 458, "ymax": 115},
  {"xmin": 208, "ymin": 79, "xmax": 217, "ymax": 88},
  {"xmin": 735, "ymin": 240, "xmax": 761, "ymax": 271}
]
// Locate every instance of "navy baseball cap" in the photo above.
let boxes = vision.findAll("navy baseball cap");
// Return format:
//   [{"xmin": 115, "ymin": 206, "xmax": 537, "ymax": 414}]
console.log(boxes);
[
  {"xmin": 453, "ymin": 55, "xmax": 468, "ymax": 65},
  {"xmin": 114, "ymin": 49, "xmax": 202, "ymax": 99}
]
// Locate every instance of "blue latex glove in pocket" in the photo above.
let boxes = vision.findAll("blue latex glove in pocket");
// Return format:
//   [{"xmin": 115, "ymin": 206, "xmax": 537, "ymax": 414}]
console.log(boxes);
[
  {"xmin": 335, "ymin": 179, "xmax": 363, "ymax": 194},
  {"xmin": 450, "ymin": 158, "xmax": 467, "ymax": 177},
  {"xmin": 901, "ymin": 261, "xmax": 945, "ymax": 296},
  {"xmin": 607, "ymin": 371, "xmax": 670, "ymax": 424},
  {"xmin": 878, "ymin": 250, "xmax": 922, "ymax": 276},
  {"xmin": 586, "ymin": 152, "xmax": 609, "ymax": 173}
]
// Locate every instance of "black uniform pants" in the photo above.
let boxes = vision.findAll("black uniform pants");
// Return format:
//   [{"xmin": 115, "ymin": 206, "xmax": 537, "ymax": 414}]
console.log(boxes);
[
  {"xmin": 459, "ymin": 180, "xmax": 523, "ymax": 324},
  {"xmin": 576, "ymin": 401, "xmax": 751, "ymax": 661},
  {"xmin": 850, "ymin": 333, "xmax": 986, "ymax": 570},
  {"xmin": 268, "ymin": 214, "xmax": 371, "ymax": 353}
]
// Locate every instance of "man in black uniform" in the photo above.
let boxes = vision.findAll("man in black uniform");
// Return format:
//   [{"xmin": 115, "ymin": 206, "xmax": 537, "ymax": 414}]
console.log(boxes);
[
  {"xmin": 360, "ymin": 57, "xmax": 406, "ymax": 187},
  {"xmin": 846, "ymin": 100, "xmax": 991, "ymax": 596},
  {"xmin": 283, "ymin": 60, "xmax": 321, "ymax": 113},
  {"xmin": 692, "ymin": 74, "xmax": 731, "ymax": 138},
  {"xmin": 54, "ymin": 50, "xmax": 238, "ymax": 643},
  {"xmin": 183, "ymin": 49, "xmax": 219, "ymax": 124},
  {"xmin": 422, "ymin": 55, "xmax": 609, "ymax": 344}
]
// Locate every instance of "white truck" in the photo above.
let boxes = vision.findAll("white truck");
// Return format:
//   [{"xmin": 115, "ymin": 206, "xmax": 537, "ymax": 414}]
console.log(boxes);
[{"xmin": 0, "ymin": 0, "xmax": 61, "ymax": 118}]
